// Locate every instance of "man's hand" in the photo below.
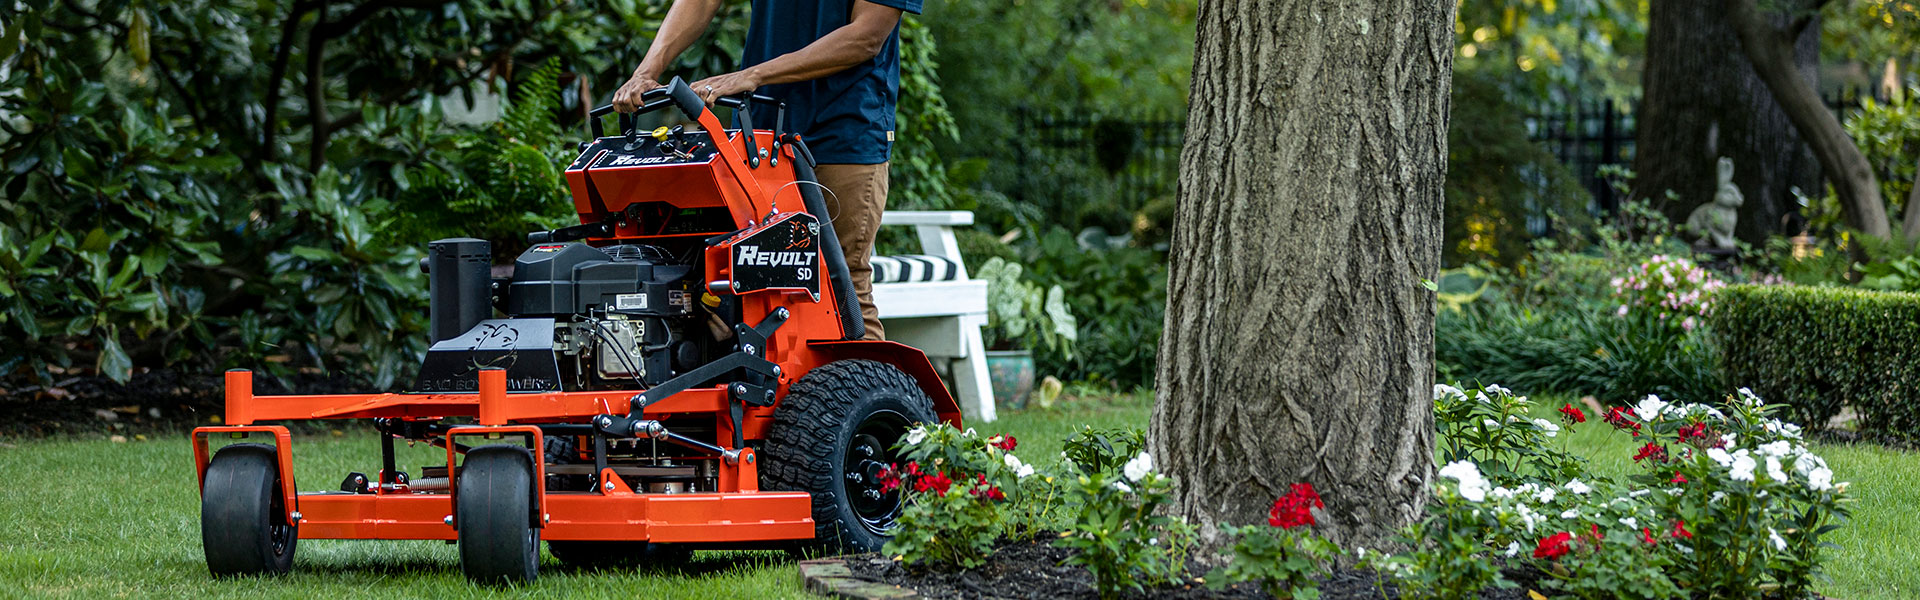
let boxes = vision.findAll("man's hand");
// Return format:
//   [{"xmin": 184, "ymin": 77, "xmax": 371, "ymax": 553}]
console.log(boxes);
[
  {"xmin": 612, "ymin": 73, "xmax": 665, "ymax": 113},
  {"xmin": 690, "ymin": 70, "xmax": 763, "ymax": 105}
]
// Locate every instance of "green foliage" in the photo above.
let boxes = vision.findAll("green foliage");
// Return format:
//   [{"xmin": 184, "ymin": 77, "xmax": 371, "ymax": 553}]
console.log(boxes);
[
  {"xmin": 974, "ymin": 257, "xmax": 1078, "ymax": 357},
  {"xmin": 890, "ymin": 15, "xmax": 958, "ymax": 211},
  {"xmin": 1444, "ymin": 66, "xmax": 1593, "ymax": 267},
  {"xmin": 1017, "ymin": 229, "xmax": 1166, "ymax": 388},
  {"xmin": 1712, "ymin": 284, "xmax": 1920, "ymax": 438},
  {"xmin": 1206, "ymin": 520, "xmax": 1339, "ymax": 600},
  {"xmin": 1842, "ymin": 89, "xmax": 1920, "ymax": 220},
  {"xmin": 884, "ymin": 425, "xmax": 1046, "ymax": 569},
  {"xmin": 1059, "ymin": 425, "xmax": 1146, "ymax": 475},
  {"xmin": 1433, "ymin": 384, "xmax": 1588, "ymax": 486},
  {"xmin": 1453, "ymin": 0, "xmax": 1647, "ymax": 99},
  {"xmin": 1055, "ymin": 451, "xmax": 1190, "ymax": 598}
]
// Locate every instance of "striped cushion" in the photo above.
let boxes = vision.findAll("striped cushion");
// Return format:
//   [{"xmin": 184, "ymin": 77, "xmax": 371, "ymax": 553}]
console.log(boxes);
[{"xmin": 871, "ymin": 254, "xmax": 963, "ymax": 283}]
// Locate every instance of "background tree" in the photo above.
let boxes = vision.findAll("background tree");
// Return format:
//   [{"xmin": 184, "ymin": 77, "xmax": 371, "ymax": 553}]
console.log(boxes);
[
  {"xmin": 1633, "ymin": 0, "xmax": 1824, "ymax": 244},
  {"xmin": 1728, "ymin": 0, "xmax": 1894, "ymax": 239},
  {"xmin": 1148, "ymin": 0, "xmax": 1451, "ymax": 546}
]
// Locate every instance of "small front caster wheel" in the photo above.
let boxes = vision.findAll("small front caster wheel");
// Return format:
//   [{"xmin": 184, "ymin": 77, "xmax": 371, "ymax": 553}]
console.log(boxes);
[
  {"xmin": 457, "ymin": 445, "xmax": 540, "ymax": 584},
  {"xmin": 201, "ymin": 443, "xmax": 298, "ymax": 576}
]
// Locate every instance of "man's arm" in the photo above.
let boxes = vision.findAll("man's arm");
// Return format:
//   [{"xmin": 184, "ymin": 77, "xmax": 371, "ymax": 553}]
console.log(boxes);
[
  {"xmin": 612, "ymin": 0, "xmax": 725, "ymax": 112},
  {"xmin": 688, "ymin": 1, "xmax": 903, "ymax": 105}
]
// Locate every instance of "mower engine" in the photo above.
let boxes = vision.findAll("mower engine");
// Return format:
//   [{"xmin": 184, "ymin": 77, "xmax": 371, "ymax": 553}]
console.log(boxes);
[{"xmin": 414, "ymin": 237, "xmax": 709, "ymax": 393}]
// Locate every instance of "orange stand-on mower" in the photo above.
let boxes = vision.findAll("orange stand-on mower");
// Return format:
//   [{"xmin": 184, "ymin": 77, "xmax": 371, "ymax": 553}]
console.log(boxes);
[{"xmin": 191, "ymin": 78, "xmax": 962, "ymax": 583}]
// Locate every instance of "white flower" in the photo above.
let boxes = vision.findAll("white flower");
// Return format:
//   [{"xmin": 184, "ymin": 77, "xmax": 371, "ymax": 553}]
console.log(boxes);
[
  {"xmin": 1503, "ymin": 541, "xmax": 1520, "ymax": 557},
  {"xmin": 1004, "ymin": 453, "xmax": 1024, "ymax": 471},
  {"xmin": 1729, "ymin": 452, "xmax": 1757, "ymax": 482},
  {"xmin": 1486, "ymin": 384, "xmax": 1512, "ymax": 396},
  {"xmin": 1721, "ymin": 433, "xmax": 1739, "ymax": 448},
  {"xmin": 1768, "ymin": 528, "xmax": 1788, "ymax": 552},
  {"xmin": 1634, "ymin": 395, "xmax": 1670, "ymax": 422},
  {"xmin": 1629, "ymin": 489, "xmax": 1652, "ymax": 498},
  {"xmin": 1533, "ymin": 418, "xmax": 1560, "ymax": 438},
  {"xmin": 1707, "ymin": 447, "xmax": 1734, "ymax": 468},
  {"xmin": 1738, "ymin": 388, "xmax": 1763, "ymax": 406},
  {"xmin": 1808, "ymin": 467, "xmax": 1834, "ymax": 491},
  {"xmin": 1619, "ymin": 517, "xmax": 1638, "ymax": 529},
  {"xmin": 1756, "ymin": 441, "xmax": 1793, "ymax": 459},
  {"xmin": 1112, "ymin": 481, "xmax": 1133, "ymax": 493},
  {"xmin": 1710, "ymin": 491, "xmax": 1727, "ymax": 504},
  {"xmin": 1535, "ymin": 488, "xmax": 1557, "ymax": 504},
  {"xmin": 903, "ymin": 427, "xmax": 927, "ymax": 446},
  {"xmin": 1563, "ymin": 479, "xmax": 1591, "ymax": 495},
  {"xmin": 1482, "ymin": 418, "xmax": 1501, "ymax": 429},
  {"xmin": 1560, "ymin": 508, "xmax": 1580, "ymax": 519},
  {"xmin": 1766, "ymin": 457, "xmax": 1789, "ymax": 482},
  {"xmin": 1122, "ymin": 451, "xmax": 1153, "ymax": 482},
  {"xmin": 1433, "ymin": 384, "xmax": 1466, "ymax": 401},
  {"xmin": 1491, "ymin": 486, "xmax": 1518, "ymax": 500},
  {"xmin": 1148, "ymin": 537, "xmax": 1158, "ymax": 546},
  {"xmin": 1440, "ymin": 460, "xmax": 1489, "ymax": 502},
  {"xmin": 963, "ymin": 427, "xmax": 978, "ymax": 438}
]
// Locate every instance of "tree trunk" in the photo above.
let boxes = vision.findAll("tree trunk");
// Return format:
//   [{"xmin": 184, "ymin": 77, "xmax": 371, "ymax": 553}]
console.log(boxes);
[
  {"xmin": 1634, "ymin": 0, "xmax": 1822, "ymax": 244},
  {"xmin": 1727, "ymin": 0, "xmax": 1891, "ymax": 238},
  {"xmin": 1149, "ymin": 0, "xmax": 1450, "ymax": 548}
]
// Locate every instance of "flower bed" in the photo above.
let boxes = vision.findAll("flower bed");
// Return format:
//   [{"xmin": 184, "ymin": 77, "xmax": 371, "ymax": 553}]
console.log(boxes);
[{"xmin": 850, "ymin": 385, "xmax": 1846, "ymax": 599}]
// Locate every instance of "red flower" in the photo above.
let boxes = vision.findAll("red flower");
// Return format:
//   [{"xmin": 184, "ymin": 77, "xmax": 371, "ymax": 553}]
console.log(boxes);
[
  {"xmin": 904, "ymin": 461, "xmax": 923, "ymax": 477},
  {"xmin": 1642, "ymin": 527, "xmax": 1659, "ymax": 545},
  {"xmin": 986, "ymin": 486, "xmax": 1006, "ymax": 501},
  {"xmin": 1632, "ymin": 442, "xmax": 1668, "ymax": 463},
  {"xmin": 1604, "ymin": 406, "xmax": 1643, "ymax": 436},
  {"xmin": 1670, "ymin": 520, "xmax": 1693, "ymax": 540},
  {"xmin": 877, "ymin": 463, "xmax": 902, "ymax": 493},
  {"xmin": 1268, "ymin": 483, "xmax": 1325, "ymax": 529},
  {"xmin": 990, "ymin": 435, "xmax": 1018, "ymax": 451},
  {"xmin": 1670, "ymin": 471, "xmax": 1688, "ymax": 484},
  {"xmin": 1584, "ymin": 523, "xmax": 1604, "ymax": 547},
  {"xmin": 915, "ymin": 471, "xmax": 952, "ymax": 496},
  {"xmin": 1533, "ymin": 532, "xmax": 1574, "ymax": 559},
  {"xmin": 1559, "ymin": 403, "xmax": 1587, "ymax": 424},
  {"xmin": 967, "ymin": 473, "xmax": 1006, "ymax": 501}
]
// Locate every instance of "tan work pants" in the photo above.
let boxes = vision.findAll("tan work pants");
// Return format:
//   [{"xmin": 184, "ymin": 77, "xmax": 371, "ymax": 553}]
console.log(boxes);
[{"xmin": 813, "ymin": 162, "xmax": 889, "ymax": 341}]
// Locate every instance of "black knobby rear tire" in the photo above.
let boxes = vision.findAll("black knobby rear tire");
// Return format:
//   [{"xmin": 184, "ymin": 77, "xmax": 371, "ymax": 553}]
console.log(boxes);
[
  {"xmin": 457, "ymin": 445, "xmax": 540, "ymax": 584},
  {"xmin": 201, "ymin": 443, "xmax": 298, "ymax": 577},
  {"xmin": 761, "ymin": 359, "xmax": 939, "ymax": 555},
  {"xmin": 547, "ymin": 540, "xmax": 691, "ymax": 569}
]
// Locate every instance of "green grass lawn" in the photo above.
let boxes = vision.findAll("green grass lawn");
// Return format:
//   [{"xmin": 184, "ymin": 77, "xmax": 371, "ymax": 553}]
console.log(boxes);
[{"xmin": 0, "ymin": 389, "xmax": 1912, "ymax": 599}]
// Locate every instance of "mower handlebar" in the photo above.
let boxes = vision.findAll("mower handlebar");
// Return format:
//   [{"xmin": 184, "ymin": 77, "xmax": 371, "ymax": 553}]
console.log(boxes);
[{"xmin": 587, "ymin": 76, "xmax": 785, "ymax": 140}]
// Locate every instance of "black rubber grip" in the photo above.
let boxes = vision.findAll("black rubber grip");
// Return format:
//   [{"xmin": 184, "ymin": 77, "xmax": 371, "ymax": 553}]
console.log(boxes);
[
  {"xmin": 788, "ymin": 145, "xmax": 865, "ymax": 341},
  {"xmin": 663, "ymin": 76, "xmax": 708, "ymax": 122}
]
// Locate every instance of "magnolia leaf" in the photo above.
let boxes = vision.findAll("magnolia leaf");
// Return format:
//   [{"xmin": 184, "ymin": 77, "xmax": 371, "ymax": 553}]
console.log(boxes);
[{"xmin": 98, "ymin": 334, "xmax": 133, "ymax": 383}]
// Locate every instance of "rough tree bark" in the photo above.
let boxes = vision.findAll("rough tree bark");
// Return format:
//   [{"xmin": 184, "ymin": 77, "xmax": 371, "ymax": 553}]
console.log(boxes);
[
  {"xmin": 1148, "ymin": 0, "xmax": 1450, "ymax": 548},
  {"xmin": 1728, "ymin": 0, "xmax": 1891, "ymax": 238},
  {"xmin": 1634, "ymin": 0, "xmax": 1822, "ymax": 244}
]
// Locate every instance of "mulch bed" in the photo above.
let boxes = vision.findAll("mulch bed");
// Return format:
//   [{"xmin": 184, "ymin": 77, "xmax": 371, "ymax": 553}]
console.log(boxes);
[
  {"xmin": 0, "ymin": 367, "xmax": 366, "ymax": 438},
  {"xmin": 843, "ymin": 539, "xmax": 1546, "ymax": 600}
]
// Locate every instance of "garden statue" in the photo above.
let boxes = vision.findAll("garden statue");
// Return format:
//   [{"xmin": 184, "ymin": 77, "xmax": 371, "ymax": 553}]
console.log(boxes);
[{"xmin": 1687, "ymin": 157, "xmax": 1743, "ymax": 250}]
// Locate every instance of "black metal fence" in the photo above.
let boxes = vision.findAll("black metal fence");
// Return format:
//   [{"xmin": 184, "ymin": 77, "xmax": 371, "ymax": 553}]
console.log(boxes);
[
  {"xmin": 1015, "ymin": 109, "xmax": 1186, "ymax": 217},
  {"xmin": 1526, "ymin": 88, "xmax": 1890, "ymax": 214},
  {"xmin": 1016, "ymin": 88, "xmax": 1888, "ymax": 225}
]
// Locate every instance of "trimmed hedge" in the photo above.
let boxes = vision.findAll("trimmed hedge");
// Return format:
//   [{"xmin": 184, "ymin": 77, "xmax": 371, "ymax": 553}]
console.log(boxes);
[{"xmin": 1712, "ymin": 284, "xmax": 1920, "ymax": 437}]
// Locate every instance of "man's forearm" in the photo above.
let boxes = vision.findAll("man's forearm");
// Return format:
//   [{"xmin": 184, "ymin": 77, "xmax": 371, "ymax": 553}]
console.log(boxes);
[
  {"xmin": 635, "ymin": 0, "xmax": 724, "ymax": 79},
  {"xmin": 745, "ymin": 3, "xmax": 900, "ymax": 86}
]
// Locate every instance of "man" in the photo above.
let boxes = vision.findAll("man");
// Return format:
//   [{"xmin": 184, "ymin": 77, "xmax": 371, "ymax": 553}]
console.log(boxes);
[{"xmin": 611, "ymin": 0, "xmax": 920, "ymax": 341}]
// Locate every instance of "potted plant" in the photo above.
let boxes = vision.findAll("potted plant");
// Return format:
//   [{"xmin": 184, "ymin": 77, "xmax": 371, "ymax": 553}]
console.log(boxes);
[{"xmin": 975, "ymin": 257, "xmax": 1077, "ymax": 408}]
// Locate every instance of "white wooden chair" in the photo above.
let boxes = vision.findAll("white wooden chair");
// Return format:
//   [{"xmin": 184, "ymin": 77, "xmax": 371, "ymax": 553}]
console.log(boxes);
[{"xmin": 869, "ymin": 211, "xmax": 996, "ymax": 422}]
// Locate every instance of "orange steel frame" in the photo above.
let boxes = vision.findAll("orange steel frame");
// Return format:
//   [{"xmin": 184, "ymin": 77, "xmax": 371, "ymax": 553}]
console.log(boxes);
[{"xmin": 191, "ymin": 102, "xmax": 960, "ymax": 547}]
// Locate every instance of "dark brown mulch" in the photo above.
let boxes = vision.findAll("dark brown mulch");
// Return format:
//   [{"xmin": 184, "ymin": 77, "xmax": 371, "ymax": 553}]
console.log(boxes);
[
  {"xmin": 844, "ymin": 539, "xmax": 1547, "ymax": 600},
  {"xmin": 0, "ymin": 367, "xmax": 367, "ymax": 438}
]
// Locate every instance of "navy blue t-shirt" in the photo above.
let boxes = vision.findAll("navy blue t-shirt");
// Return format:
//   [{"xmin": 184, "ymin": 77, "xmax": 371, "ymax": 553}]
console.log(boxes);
[{"xmin": 742, "ymin": 0, "xmax": 922, "ymax": 165}]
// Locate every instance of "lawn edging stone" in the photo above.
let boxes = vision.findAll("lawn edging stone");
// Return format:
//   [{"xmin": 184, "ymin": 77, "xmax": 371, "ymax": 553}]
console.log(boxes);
[{"xmin": 800, "ymin": 557, "xmax": 919, "ymax": 599}]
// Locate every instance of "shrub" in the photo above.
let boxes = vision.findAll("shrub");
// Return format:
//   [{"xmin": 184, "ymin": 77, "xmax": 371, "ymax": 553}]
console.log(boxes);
[
  {"xmin": 1713, "ymin": 284, "xmax": 1920, "ymax": 436},
  {"xmin": 1019, "ymin": 228, "xmax": 1167, "ymax": 388}
]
